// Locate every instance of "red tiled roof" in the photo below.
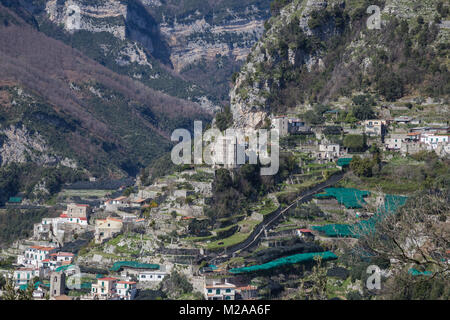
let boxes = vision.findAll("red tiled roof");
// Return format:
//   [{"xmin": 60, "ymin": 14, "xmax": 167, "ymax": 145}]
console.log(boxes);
[
  {"xmin": 117, "ymin": 281, "xmax": 136, "ymax": 285},
  {"xmin": 98, "ymin": 277, "xmax": 118, "ymax": 281},
  {"xmin": 298, "ymin": 229, "xmax": 313, "ymax": 233},
  {"xmin": 50, "ymin": 252, "xmax": 74, "ymax": 257},
  {"xmin": 30, "ymin": 245, "xmax": 57, "ymax": 251},
  {"xmin": 60, "ymin": 214, "xmax": 68, "ymax": 218}
]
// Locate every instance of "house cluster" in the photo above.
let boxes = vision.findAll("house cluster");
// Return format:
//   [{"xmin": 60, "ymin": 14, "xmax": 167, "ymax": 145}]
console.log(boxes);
[
  {"xmin": 14, "ymin": 244, "xmax": 74, "ymax": 289},
  {"xmin": 384, "ymin": 126, "xmax": 449, "ymax": 156},
  {"xmin": 272, "ymin": 111, "xmax": 449, "ymax": 160},
  {"xmin": 33, "ymin": 203, "xmax": 92, "ymax": 243},
  {"xmin": 91, "ymin": 277, "xmax": 137, "ymax": 300},
  {"xmin": 91, "ymin": 262, "xmax": 169, "ymax": 300},
  {"xmin": 103, "ymin": 196, "xmax": 151, "ymax": 212}
]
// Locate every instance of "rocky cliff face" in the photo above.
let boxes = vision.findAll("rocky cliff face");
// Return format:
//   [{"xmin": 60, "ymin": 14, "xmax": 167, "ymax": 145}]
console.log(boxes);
[
  {"xmin": 158, "ymin": 16, "xmax": 265, "ymax": 73},
  {"xmin": 143, "ymin": 0, "xmax": 272, "ymax": 105},
  {"xmin": 25, "ymin": 0, "xmax": 272, "ymax": 108},
  {"xmin": 230, "ymin": 0, "xmax": 328, "ymax": 129},
  {"xmin": 44, "ymin": 0, "xmax": 170, "ymax": 62},
  {"xmin": 0, "ymin": 125, "xmax": 76, "ymax": 167},
  {"xmin": 229, "ymin": 0, "xmax": 450, "ymax": 129}
]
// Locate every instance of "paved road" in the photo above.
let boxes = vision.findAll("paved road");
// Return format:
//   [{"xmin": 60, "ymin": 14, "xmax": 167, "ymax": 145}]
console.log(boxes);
[{"xmin": 209, "ymin": 172, "xmax": 345, "ymax": 264}]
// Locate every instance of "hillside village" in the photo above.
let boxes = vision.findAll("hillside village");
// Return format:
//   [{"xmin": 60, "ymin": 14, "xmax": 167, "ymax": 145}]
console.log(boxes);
[
  {"xmin": 0, "ymin": 0, "xmax": 449, "ymax": 303},
  {"xmin": 0, "ymin": 101, "xmax": 448, "ymax": 300}
]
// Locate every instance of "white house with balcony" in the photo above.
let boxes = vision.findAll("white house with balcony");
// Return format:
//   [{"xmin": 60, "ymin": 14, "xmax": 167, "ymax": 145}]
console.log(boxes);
[
  {"xmin": 138, "ymin": 270, "xmax": 167, "ymax": 282},
  {"xmin": 204, "ymin": 280, "xmax": 236, "ymax": 300},
  {"xmin": 91, "ymin": 277, "xmax": 118, "ymax": 299},
  {"xmin": 13, "ymin": 268, "xmax": 43, "ymax": 287},
  {"xmin": 116, "ymin": 281, "xmax": 137, "ymax": 300},
  {"xmin": 17, "ymin": 245, "xmax": 59, "ymax": 268},
  {"xmin": 420, "ymin": 133, "xmax": 449, "ymax": 150},
  {"xmin": 363, "ymin": 119, "xmax": 386, "ymax": 136}
]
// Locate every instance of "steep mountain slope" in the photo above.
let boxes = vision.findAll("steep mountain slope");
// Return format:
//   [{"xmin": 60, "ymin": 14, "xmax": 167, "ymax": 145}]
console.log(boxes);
[
  {"xmin": 9, "ymin": 0, "xmax": 217, "ymax": 109},
  {"xmin": 142, "ymin": 0, "xmax": 272, "ymax": 103},
  {"xmin": 230, "ymin": 0, "xmax": 449, "ymax": 128},
  {"xmin": 0, "ymin": 3, "xmax": 210, "ymax": 180},
  {"xmin": 6, "ymin": 0, "xmax": 273, "ymax": 109}
]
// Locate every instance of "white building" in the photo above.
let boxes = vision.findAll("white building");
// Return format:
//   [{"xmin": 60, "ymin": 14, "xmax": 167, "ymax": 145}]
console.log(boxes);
[
  {"xmin": 138, "ymin": 270, "xmax": 167, "ymax": 282},
  {"xmin": 13, "ymin": 268, "xmax": 42, "ymax": 287},
  {"xmin": 420, "ymin": 134, "xmax": 449, "ymax": 150},
  {"xmin": 363, "ymin": 119, "xmax": 386, "ymax": 136},
  {"xmin": 104, "ymin": 196, "xmax": 129, "ymax": 212},
  {"xmin": 50, "ymin": 252, "xmax": 74, "ymax": 264},
  {"xmin": 204, "ymin": 281, "xmax": 236, "ymax": 300},
  {"xmin": 58, "ymin": 214, "xmax": 88, "ymax": 226},
  {"xmin": 91, "ymin": 277, "xmax": 118, "ymax": 299},
  {"xmin": 17, "ymin": 245, "xmax": 59, "ymax": 268},
  {"xmin": 116, "ymin": 281, "xmax": 137, "ymax": 300},
  {"xmin": 317, "ymin": 143, "xmax": 341, "ymax": 162}
]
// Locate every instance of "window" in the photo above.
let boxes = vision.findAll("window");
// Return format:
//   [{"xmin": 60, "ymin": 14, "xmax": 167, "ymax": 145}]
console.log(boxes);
[
  {"xmin": 225, "ymin": 296, "xmax": 231, "ymax": 300},
  {"xmin": 226, "ymin": 289, "xmax": 231, "ymax": 293},
  {"xmin": 208, "ymin": 289, "xmax": 212, "ymax": 293},
  {"xmin": 216, "ymin": 289, "xmax": 220, "ymax": 294}
]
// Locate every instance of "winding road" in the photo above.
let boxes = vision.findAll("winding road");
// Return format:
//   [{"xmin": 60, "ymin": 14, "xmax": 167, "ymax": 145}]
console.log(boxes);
[{"xmin": 209, "ymin": 171, "xmax": 345, "ymax": 264}]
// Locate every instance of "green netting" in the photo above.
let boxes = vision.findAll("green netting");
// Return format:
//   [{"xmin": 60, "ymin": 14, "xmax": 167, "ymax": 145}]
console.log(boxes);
[
  {"xmin": 312, "ymin": 195, "xmax": 408, "ymax": 238},
  {"xmin": 409, "ymin": 268, "xmax": 432, "ymax": 276},
  {"xmin": 110, "ymin": 261, "xmax": 160, "ymax": 272},
  {"xmin": 8, "ymin": 197, "xmax": 22, "ymax": 203},
  {"xmin": 229, "ymin": 251, "xmax": 338, "ymax": 274},
  {"xmin": 315, "ymin": 187, "xmax": 371, "ymax": 208},
  {"xmin": 312, "ymin": 224, "xmax": 357, "ymax": 238},
  {"xmin": 55, "ymin": 264, "xmax": 74, "ymax": 272},
  {"xmin": 19, "ymin": 281, "xmax": 48, "ymax": 291},
  {"xmin": 336, "ymin": 158, "xmax": 352, "ymax": 167}
]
